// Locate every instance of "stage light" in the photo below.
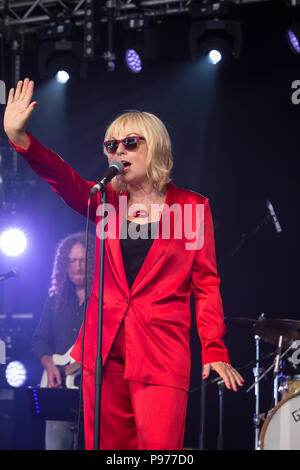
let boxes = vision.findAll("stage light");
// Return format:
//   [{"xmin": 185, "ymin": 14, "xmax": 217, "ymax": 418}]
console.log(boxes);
[
  {"xmin": 287, "ymin": 24, "xmax": 300, "ymax": 54},
  {"xmin": 84, "ymin": 0, "xmax": 95, "ymax": 59},
  {"xmin": 125, "ymin": 49, "xmax": 142, "ymax": 73},
  {"xmin": 31, "ymin": 389, "xmax": 41, "ymax": 415},
  {"xmin": 56, "ymin": 70, "xmax": 70, "ymax": 83},
  {"xmin": 5, "ymin": 361, "xmax": 27, "ymax": 388},
  {"xmin": 38, "ymin": 40, "xmax": 84, "ymax": 80},
  {"xmin": 123, "ymin": 25, "xmax": 158, "ymax": 73},
  {"xmin": 189, "ymin": 19, "xmax": 242, "ymax": 65},
  {"xmin": 0, "ymin": 228, "xmax": 27, "ymax": 257},
  {"xmin": 189, "ymin": 0, "xmax": 230, "ymax": 18},
  {"xmin": 196, "ymin": 33, "xmax": 232, "ymax": 65},
  {"xmin": 207, "ymin": 49, "xmax": 222, "ymax": 64}
]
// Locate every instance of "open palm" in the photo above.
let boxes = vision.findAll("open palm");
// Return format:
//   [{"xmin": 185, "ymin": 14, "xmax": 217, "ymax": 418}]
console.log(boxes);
[{"xmin": 4, "ymin": 78, "xmax": 37, "ymax": 135}]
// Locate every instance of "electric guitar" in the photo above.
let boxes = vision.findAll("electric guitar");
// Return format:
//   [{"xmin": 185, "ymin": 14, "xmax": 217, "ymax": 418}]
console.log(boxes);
[{"xmin": 40, "ymin": 346, "xmax": 81, "ymax": 389}]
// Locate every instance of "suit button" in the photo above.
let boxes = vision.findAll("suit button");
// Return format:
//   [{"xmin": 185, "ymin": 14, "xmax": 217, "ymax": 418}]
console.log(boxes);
[{"xmin": 124, "ymin": 297, "xmax": 129, "ymax": 303}]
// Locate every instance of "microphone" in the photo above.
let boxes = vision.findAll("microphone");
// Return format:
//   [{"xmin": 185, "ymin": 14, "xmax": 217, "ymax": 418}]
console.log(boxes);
[
  {"xmin": 266, "ymin": 199, "xmax": 282, "ymax": 233},
  {"xmin": 90, "ymin": 161, "xmax": 124, "ymax": 196},
  {"xmin": 0, "ymin": 268, "xmax": 19, "ymax": 282}
]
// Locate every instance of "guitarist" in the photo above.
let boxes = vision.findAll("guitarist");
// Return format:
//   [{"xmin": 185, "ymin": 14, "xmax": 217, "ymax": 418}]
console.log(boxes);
[{"xmin": 32, "ymin": 232, "xmax": 95, "ymax": 450}]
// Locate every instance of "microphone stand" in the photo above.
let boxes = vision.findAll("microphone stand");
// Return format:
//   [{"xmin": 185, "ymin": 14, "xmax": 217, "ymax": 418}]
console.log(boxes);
[
  {"xmin": 198, "ymin": 376, "xmax": 225, "ymax": 450},
  {"xmin": 199, "ymin": 375, "xmax": 206, "ymax": 450},
  {"xmin": 190, "ymin": 351, "xmax": 274, "ymax": 451},
  {"xmin": 219, "ymin": 213, "xmax": 273, "ymax": 266},
  {"xmin": 217, "ymin": 379, "xmax": 225, "ymax": 450},
  {"xmin": 93, "ymin": 187, "xmax": 107, "ymax": 450}
]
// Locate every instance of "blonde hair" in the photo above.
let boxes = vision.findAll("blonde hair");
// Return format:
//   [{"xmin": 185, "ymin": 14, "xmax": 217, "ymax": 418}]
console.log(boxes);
[{"xmin": 104, "ymin": 111, "xmax": 173, "ymax": 194}]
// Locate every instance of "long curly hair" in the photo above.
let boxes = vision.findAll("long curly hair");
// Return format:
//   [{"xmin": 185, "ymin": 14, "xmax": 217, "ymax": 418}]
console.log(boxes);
[{"xmin": 49, "ymin": 232, "xmax": 95, "ymax": 312}]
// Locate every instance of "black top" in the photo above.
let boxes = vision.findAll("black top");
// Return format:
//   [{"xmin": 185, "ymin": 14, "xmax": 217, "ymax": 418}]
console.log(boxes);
[
  {"xmin": 120, "ymin": 219, "xmax": 159, "ymax": 289},
  {"xmin": 32, "ymin": 283, "xmax": 85, "ymax": 360}
]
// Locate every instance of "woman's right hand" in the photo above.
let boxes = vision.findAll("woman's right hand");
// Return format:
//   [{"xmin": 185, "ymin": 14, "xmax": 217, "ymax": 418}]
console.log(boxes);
[{"xmin": 4, "ymin": 78, "xmax": 37, "ymax": 149}]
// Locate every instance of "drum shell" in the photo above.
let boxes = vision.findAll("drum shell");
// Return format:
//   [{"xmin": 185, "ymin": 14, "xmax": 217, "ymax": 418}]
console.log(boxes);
[
  {"xmin": 259, "ymin": 391, "xmax": 300, "ymax": 450},
  {"xmin": 280, "ymin": 375, "xmax": 300, "ymax": 400}
]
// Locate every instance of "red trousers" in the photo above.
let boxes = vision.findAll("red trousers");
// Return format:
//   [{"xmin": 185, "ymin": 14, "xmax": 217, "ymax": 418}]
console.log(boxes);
[{"xmin": 82, "ymin": 323, "xmax": 188, "ymax": 450}]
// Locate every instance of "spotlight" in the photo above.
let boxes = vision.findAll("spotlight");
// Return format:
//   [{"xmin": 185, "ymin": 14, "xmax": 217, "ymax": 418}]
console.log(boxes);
[
  {"xmin": 5, "ymin": 361, "xmax": 27, "ymax": 388},
  {"xmin": 0, "ymin": 228, "xmax": 27, "ymax": 257},
  {"xmin": 125, "ymin": 48, "xmax": 142, "ymax": 73},
  {"xmin": 123, "ymin": 26, "xmax": 158, "ymax": 73},
  {"xmin": 189, "ymin": 19, "xmax": 242, "ymax": 65},
  {"xmin": 56, "ymin": 70, "xmax": 70, "ymax": 83},
  {"xmin": 207, "ymin": 49, "xmax": 222, "ymax": 64},
  {"xmin": 38, "ymin": 40, "xmax": 84, "ymax": 80},
  {"xmin": 287, "ymin": 24, "xmax": 300, "ymax": 54}
]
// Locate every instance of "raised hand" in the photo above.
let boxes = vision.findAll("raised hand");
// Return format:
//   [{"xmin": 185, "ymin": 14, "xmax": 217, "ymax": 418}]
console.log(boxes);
[{"xmin": 3, "ymin": 78, "xmax": 37, "ymax": 148}]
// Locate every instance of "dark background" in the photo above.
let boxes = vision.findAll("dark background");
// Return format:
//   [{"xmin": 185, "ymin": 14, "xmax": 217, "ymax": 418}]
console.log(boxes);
[{"xmin": 0, "ymin": 1, "xmax": 299, "ymax": 450}]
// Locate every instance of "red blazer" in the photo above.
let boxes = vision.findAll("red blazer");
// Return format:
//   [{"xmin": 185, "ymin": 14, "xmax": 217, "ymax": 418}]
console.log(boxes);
[{"xmin": 12, "ymin": 133, "xmax": 230, "ymax": 392}]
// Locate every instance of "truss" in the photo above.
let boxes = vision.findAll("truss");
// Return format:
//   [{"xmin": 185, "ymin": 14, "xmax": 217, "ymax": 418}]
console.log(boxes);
[{"xmin": 0, "ymin": 0, "xmax": 273, "ymax": 31}]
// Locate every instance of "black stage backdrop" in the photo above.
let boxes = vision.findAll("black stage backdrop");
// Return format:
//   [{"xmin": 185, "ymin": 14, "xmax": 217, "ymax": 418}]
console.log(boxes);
[{"xmin": 0, "ymin": 2, "xmax": 298, "ymax": 450}]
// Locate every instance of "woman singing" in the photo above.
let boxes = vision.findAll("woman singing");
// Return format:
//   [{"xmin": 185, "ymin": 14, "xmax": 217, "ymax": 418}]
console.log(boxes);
[{"xmin": 4, "ymin": 78, "xmax": 244, "ymax": 450}]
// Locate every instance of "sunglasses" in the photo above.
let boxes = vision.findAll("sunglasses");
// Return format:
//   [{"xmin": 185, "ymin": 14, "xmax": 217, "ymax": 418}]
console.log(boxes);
[{"xmin": 104, "ymin": 136, "xmax": 145, "ymax": 154}]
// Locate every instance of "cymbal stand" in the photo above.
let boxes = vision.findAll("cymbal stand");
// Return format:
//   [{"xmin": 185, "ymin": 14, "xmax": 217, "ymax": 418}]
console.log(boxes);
[
  {"xmin": 247, "ymin": 341, "xmax": 295, "ymax": 448},
  {"xmin": 273, "ymin": 335, "xmax": 283, "ymax": 407},
  {"xmin": 247, "ymin": 343, "xmax": 294, "ymax": 394},
  {"xmin": 253, "ymin": 334, "xmax": 261, "ymax": 450}
]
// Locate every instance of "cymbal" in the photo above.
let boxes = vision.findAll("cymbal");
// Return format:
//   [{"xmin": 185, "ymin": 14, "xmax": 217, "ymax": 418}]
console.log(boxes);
[{"xmin": 253, "ymin": 319, "xmax": 300, "ymax": 347}]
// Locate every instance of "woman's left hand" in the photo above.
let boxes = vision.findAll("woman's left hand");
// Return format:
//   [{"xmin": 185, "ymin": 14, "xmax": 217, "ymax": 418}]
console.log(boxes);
[{"xmin": 202, "ymin": 361, "xmax": 244, "ymax": 391}]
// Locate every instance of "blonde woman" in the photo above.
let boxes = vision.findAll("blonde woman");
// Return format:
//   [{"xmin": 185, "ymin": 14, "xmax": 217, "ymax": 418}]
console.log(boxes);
[{"xmin": 4, "ymin": 78, "xmax": 243, "ymax": 450}]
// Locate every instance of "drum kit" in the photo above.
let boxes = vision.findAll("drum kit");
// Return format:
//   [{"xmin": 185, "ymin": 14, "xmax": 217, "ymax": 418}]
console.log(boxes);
[{"xmin": 226, "ymin": 313, "xmax": 300, "ymax": 450}]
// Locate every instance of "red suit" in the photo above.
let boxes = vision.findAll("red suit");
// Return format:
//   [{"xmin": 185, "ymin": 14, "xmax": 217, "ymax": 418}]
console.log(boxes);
[{"xmin": 11, "ymin": 133, "xmax": 230, "ymax": 449}]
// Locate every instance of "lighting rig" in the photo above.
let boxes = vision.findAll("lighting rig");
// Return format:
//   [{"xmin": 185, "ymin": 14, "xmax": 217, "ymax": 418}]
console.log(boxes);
[{"xmin": 0, "ymin": 0, "xmax": 299, "ymax": 77}]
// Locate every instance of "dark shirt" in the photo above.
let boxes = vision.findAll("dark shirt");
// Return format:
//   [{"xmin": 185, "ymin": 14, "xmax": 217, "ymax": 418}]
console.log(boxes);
[
  {"xmin": 120, "ymin": 219, "xmax": 159, "ymax": 289},
  {"xmin": 32, "ymin": 284, "xmax": 85, "ymax": 360}
]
